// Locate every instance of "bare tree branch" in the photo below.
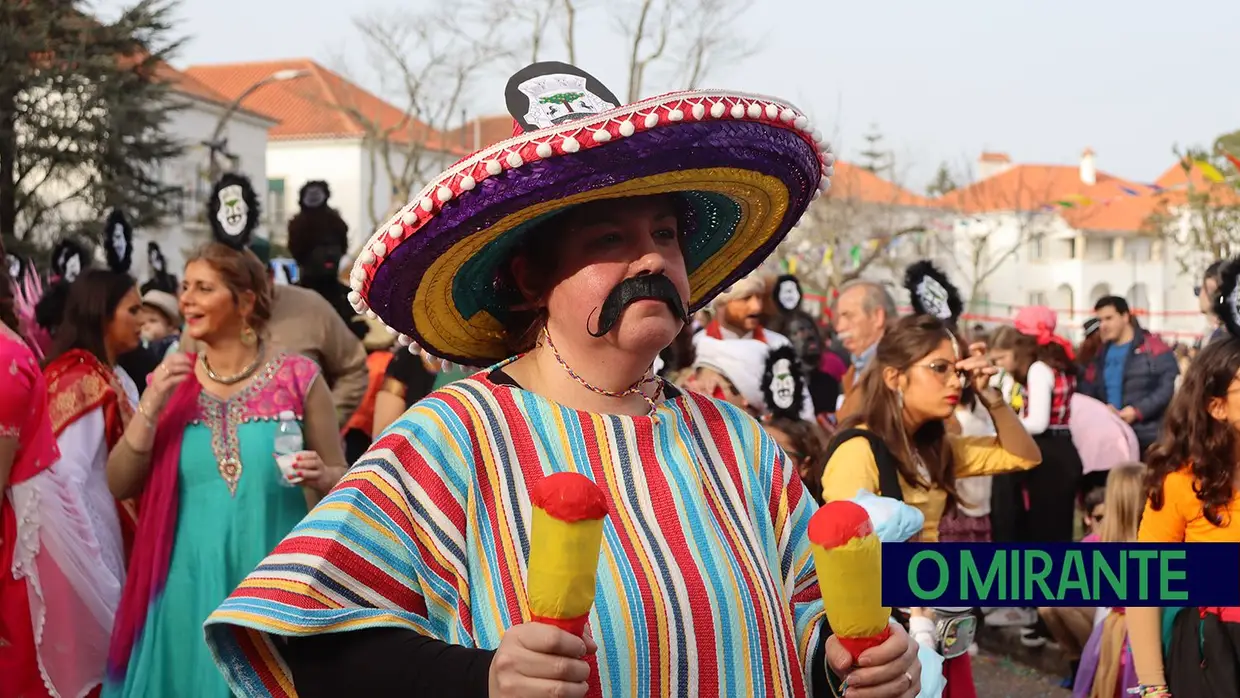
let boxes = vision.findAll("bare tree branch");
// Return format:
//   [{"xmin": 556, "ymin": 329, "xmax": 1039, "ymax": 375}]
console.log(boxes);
[
  {"xmin": 562, "ymin": 0, "xmax": 580, "ymax": 63},
  {"xmin": 326, "ymin": 1, "xmax": 517, "ymax": 233}
]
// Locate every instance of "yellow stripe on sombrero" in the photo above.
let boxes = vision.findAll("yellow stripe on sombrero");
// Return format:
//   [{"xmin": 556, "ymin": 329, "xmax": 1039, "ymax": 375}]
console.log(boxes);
[{"xmin": 414, "ymin": 166, "xmax": 790, "ymax": 360}]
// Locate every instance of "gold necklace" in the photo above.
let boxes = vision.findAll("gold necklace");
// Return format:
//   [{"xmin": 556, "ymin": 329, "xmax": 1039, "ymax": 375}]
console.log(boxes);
[{"xmin": 201, "ymin": 344, "xmax": 264, "ymax": 385}]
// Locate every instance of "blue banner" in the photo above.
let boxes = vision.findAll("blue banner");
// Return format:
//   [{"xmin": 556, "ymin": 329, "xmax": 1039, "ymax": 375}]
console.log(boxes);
[{"xmin": 881, "ymin": 543, "xmax": 1240, "ymax": 607}]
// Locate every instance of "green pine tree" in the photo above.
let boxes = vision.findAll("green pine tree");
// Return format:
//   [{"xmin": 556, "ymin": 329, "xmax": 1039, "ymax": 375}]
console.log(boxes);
[
  {"xmin": 0, "ymin": 0, "xmax": 185, "ymax": 249},
  {"xmin": 859, "ymin": 124, "xmax": 889, "ymax": 175},
  {"xmin": 926, "ymin": 162, "xmax": 958, "ymax": 197}
]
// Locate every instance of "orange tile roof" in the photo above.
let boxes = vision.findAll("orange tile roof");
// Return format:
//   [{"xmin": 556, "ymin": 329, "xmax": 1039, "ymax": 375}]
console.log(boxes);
[
  {"xmin": 153, "ymin": 62, "xmax": 274, "ymax": 122},
  {"xmin": 828, "ymin": 161, "xmax": 933, "ymax": 207},
  {"xmin": 935, "ymin": 164, "xmax": 1141, "ymax": 214},
  {"xmin": 1061, "ymin": 192, "xmax": 1164, "ymax": 232},
  {"xmin": 444, "ymin": 115, "xmax": 517, "ymax": 152},
  {"xmin": 932, "ymin": 156, "xmax": 1239, "ymax": 233},
  {"xmin": 184, "ymin": 59, "xmax": 462, "ymax": 151},
  {"xmin": 1152, "ymin": 160, "xmax": 1240, "ymax": 205}
]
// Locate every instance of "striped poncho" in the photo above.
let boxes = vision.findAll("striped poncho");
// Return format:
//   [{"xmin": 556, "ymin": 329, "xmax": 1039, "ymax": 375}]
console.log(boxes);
[{"xmin": 205, "ymin": 370, "xmax": 826, "ymax": 697}]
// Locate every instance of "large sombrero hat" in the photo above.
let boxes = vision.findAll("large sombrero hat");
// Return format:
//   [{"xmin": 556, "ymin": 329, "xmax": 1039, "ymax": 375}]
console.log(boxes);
[{"xmin": 349, "ymin": 61, "xmax": 833, "ymax": 364}]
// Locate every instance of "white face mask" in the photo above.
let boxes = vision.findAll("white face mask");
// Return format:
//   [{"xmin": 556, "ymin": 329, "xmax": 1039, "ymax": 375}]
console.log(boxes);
[
  {"xmin": 111, "ymin": 224, "xmax": 127, "ymax": 262},
  {"xmin": 769, "ymin": 358, "xmax": 796, "ymax": 410},
  {"xmin": 916, "ymin": 277, "xmax": 951, "ymax": 320},
  {"xmin": 777, "ymin": 281, "xmax": 801, "ymax": 311},
  {"xmin": 216, "ymin": 184, "xmax": 248, "ymax": 237},
  {"xmin": 64, "ymin": 255, "xmax": 81, "ymax": 283}
]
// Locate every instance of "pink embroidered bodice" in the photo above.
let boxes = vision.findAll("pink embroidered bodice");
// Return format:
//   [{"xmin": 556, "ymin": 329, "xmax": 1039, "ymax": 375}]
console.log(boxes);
[{"xmin": 0, "ymin": 332, "xmax": 59, "ymax": 484}]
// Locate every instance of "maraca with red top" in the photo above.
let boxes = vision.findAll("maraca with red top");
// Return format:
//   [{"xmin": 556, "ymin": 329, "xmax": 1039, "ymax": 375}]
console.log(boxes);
[
  {"xmin": 527, "ymin": 472, "xmax": 609, "ymax": 635},
  {"xmin": 808, "ymin": 499, "xmax": 892, "ymax": 660}
]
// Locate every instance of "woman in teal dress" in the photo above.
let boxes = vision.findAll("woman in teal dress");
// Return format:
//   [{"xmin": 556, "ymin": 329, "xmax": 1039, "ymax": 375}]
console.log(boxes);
[{"xmin": 102, "ymin": 219, "xmax": 348, "ymax": 697}]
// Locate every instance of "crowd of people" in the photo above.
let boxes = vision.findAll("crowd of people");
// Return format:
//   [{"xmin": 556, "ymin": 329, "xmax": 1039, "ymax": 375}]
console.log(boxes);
[{"xmin": 0, "ymin": 59, "xmax": 1236, "ymax": 698}]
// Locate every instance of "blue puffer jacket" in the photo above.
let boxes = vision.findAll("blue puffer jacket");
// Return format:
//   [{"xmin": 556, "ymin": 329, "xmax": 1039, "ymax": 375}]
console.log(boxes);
[{"xmin": 1079, "ymin": 327, "xmax": 1179, "ymax": 447}]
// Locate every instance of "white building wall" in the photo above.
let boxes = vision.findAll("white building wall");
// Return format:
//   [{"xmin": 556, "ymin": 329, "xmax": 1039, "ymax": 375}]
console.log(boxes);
[{"xmin": 955, "ymin": 209, "xmax": 1209, "ymax": 341}]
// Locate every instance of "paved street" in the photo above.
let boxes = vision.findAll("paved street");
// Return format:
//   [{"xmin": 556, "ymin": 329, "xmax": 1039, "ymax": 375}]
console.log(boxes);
[{"xmin": 970, "ymin": 652, "xmax": 1072, "ymax": 698}]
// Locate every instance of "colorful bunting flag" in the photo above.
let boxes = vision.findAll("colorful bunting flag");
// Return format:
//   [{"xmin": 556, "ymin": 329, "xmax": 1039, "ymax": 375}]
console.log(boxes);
[
  {"xmin": 1225, "ymin": 152, "xmax": 1240, "ymax": 173},
  {"xmin": 1195, "ymin": 160, "xmax": 1226, "ymax": 183}
]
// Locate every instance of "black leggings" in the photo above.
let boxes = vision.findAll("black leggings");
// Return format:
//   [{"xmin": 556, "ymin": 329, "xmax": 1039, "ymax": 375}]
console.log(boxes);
[{"xmin": 990, "ymin": 430, "xmax": 1083, "ymax": 543}]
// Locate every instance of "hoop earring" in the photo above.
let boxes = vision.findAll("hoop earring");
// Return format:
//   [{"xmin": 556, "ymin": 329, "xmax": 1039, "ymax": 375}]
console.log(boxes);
[
  {"xmin": 241, "ymin": 324, "xmax": 257, "ymax": 347},
  {"xmin": 896, "ymin": 387, "xmax": 905, "ymax": 412}
]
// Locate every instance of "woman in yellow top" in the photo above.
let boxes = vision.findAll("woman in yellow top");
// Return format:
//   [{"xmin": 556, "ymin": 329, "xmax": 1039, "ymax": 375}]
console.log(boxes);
[
  {"xmin": 821, "ymin": 313, "xmax": 1041, "ymax": 542},
  {"xmin": 1127, "ymin": 260, "xmax": 1240, "ymax": 698}
]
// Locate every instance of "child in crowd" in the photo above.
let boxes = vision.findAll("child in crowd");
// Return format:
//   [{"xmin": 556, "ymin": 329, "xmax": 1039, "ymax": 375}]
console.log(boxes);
[
  {"xmin": 762, "ymin": 417, "xmax": 827, "ymax": 504},
  {"xmin": 1081, "ymin": 486, "xmax": 1106, "ymax": 540},
  {"xmin": 1070, "ymin": 463, "xmax": 1145, "ymax": 697}
]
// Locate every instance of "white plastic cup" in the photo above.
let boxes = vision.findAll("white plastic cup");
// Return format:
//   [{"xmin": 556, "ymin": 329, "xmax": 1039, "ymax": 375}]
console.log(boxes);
[{"xmin": 276, "ymin": 453, "xmax": 303, "ymax": 486}]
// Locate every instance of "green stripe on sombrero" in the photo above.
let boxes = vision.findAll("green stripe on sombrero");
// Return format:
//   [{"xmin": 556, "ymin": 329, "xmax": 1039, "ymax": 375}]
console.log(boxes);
[
  {"xmin": 415, "ymin": 167, "xmax": 791, "ymax": 361},
  {"xmin": 452, "ymin": 190, "xmax": 739, "ymax": 324}
]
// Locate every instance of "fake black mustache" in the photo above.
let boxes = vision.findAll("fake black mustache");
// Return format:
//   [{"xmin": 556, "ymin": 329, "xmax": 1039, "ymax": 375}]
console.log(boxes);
[{"xmin": 588, "ymin": 273, "xmax": 689, "ymax": 337}]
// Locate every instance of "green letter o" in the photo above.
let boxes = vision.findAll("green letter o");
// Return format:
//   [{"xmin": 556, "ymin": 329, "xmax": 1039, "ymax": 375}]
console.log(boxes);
[{"xmin": 909, "ymin": 550, "xmax": 950, "ymax": 600}]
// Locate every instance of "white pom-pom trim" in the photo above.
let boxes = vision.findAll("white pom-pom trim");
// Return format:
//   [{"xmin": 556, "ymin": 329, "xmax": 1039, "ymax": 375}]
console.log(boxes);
[
  {"xmin": 460, "ymin": 175, "xmax": 476, "ymax": 191},
  {"xmin": 436, "ymin": 186, "xmax": 453, "ymax": 202},
  {"xmin": 668, "ymin": 109, "xmax": 684, "ymax": 122},
  {"xmin": 400, "ymin": 209, "xmax": 418, "ymax": 225},
  {"xmin": 536, "ymin": 142, "xmax": 553, "ymax": 158},
  {"xmin": 360, "ymin": 250, "xmax": 375, "ymax": 265},
  {"xmin": 562, "ymin": 136, "xmax": 580, "ymax": 153},
  {"xmin": 485, "ymin": 160, "xmax": 502, "ymax": 175},
  {"xmin": 692, "ymin": 104, "xmax": 706, "ymax": 120},
  {"xmin": 386, "ymin": 223, "xmax": 402, "ymax": 239},
  {"xmin": 371, "ymin": 242, "xmax": 387, "ymax": 258},
  {"xmin": 730, "ymin": 103, "xmax": 745, "ymax": 119},
  {"xmin": 398, "ymin": 334, "xmax": 412, "ymax": 346},
  {"xmin": 347, "ymin": 291, "xmax": 360, "ymax": 305},
  {"xmin": 764, "ymin": 104, "xmax": 779, "ymax": 119},
  {"xmin": 419, "ymin": 197, "xmax": 433, "ymax": 212},
  {"xmin": 619, "ymin": 120, "xmax": 636, "ymax": 137},
  {"xmin": 506, "ymin": 152, "xmax": 524, "ymax": 168},
  {"xmin": 593, "ymin": 129, "xmax": 611, "ymax": 143},
  {"xmin": 794, "ymin": 115, "xmax": 809, "ymax": 130},
  {"xmin": 644, "ymin": 113, "xmax": 659, "ymax": 129},
  {"xmin": 746, "ymin": 103, "xmax": 762, "ymax": 119},
  {"xmin": 710, "ymin": 102, "xmax": 726, "ymax": 118},
  {"xmin": 780, "ymin": 108, "xmax": 796, "ymax": 123},
  {"xmin": 366, "ymin": 310, "xmax": 377, "ymax": 319}
]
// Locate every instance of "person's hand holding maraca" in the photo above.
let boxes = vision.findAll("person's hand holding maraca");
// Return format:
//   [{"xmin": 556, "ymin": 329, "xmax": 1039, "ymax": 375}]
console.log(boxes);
[
  {"xmin": 491, "ymin": 472, "xmax": 609, "ymax": 698},
  {"xmin": 488, "ymin": 625, "xmax": 598, "ymax": 698}
]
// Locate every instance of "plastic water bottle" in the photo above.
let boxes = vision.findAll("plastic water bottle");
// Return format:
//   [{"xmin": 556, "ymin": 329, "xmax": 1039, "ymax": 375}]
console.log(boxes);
[{"xmin": 274, "ymin": 410, "xmax": 304, "ymax": 487}]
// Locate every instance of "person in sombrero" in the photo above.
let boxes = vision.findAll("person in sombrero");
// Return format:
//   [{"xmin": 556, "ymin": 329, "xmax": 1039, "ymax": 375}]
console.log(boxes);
[{"xmin": 204, "ymin": 62, "xmax": 922, "ymax": 698}]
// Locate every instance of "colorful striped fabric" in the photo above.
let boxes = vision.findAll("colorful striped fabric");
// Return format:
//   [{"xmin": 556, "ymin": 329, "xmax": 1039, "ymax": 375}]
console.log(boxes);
[{"xmin": 205, "ymin": 370, "xmax": 826, "ymax": 697}]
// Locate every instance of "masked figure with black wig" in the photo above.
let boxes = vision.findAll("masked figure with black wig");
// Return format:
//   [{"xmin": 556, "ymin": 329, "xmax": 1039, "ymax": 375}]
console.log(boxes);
[
  {"xmin": 286, "ymin": 181, "xmax": 368, "ymax": 340},
  {"xmin": 204, "ymin": 61, "xmax": 925, "ymax": 698}
]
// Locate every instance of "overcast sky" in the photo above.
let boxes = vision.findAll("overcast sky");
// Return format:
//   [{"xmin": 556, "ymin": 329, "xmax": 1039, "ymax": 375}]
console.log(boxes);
[{"xmin": 94, "ymin": 0, "xmax": 1240, "ymax": 191}]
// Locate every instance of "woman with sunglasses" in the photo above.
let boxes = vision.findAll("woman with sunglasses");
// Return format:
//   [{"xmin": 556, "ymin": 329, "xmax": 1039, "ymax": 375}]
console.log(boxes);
[
  {"xmin": 820, "ymin": 263, "xmax": 1041, "ymax": 698},
  {"xmin": 821, "ymin": 313, "xmax": 1041, "ymax": 541}
]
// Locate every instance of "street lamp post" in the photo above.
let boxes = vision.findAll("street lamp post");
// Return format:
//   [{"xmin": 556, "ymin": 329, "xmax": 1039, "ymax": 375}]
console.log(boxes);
[{"xmin": 203, "ymin": 68, "xmax": 307, "ymax": 183}]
